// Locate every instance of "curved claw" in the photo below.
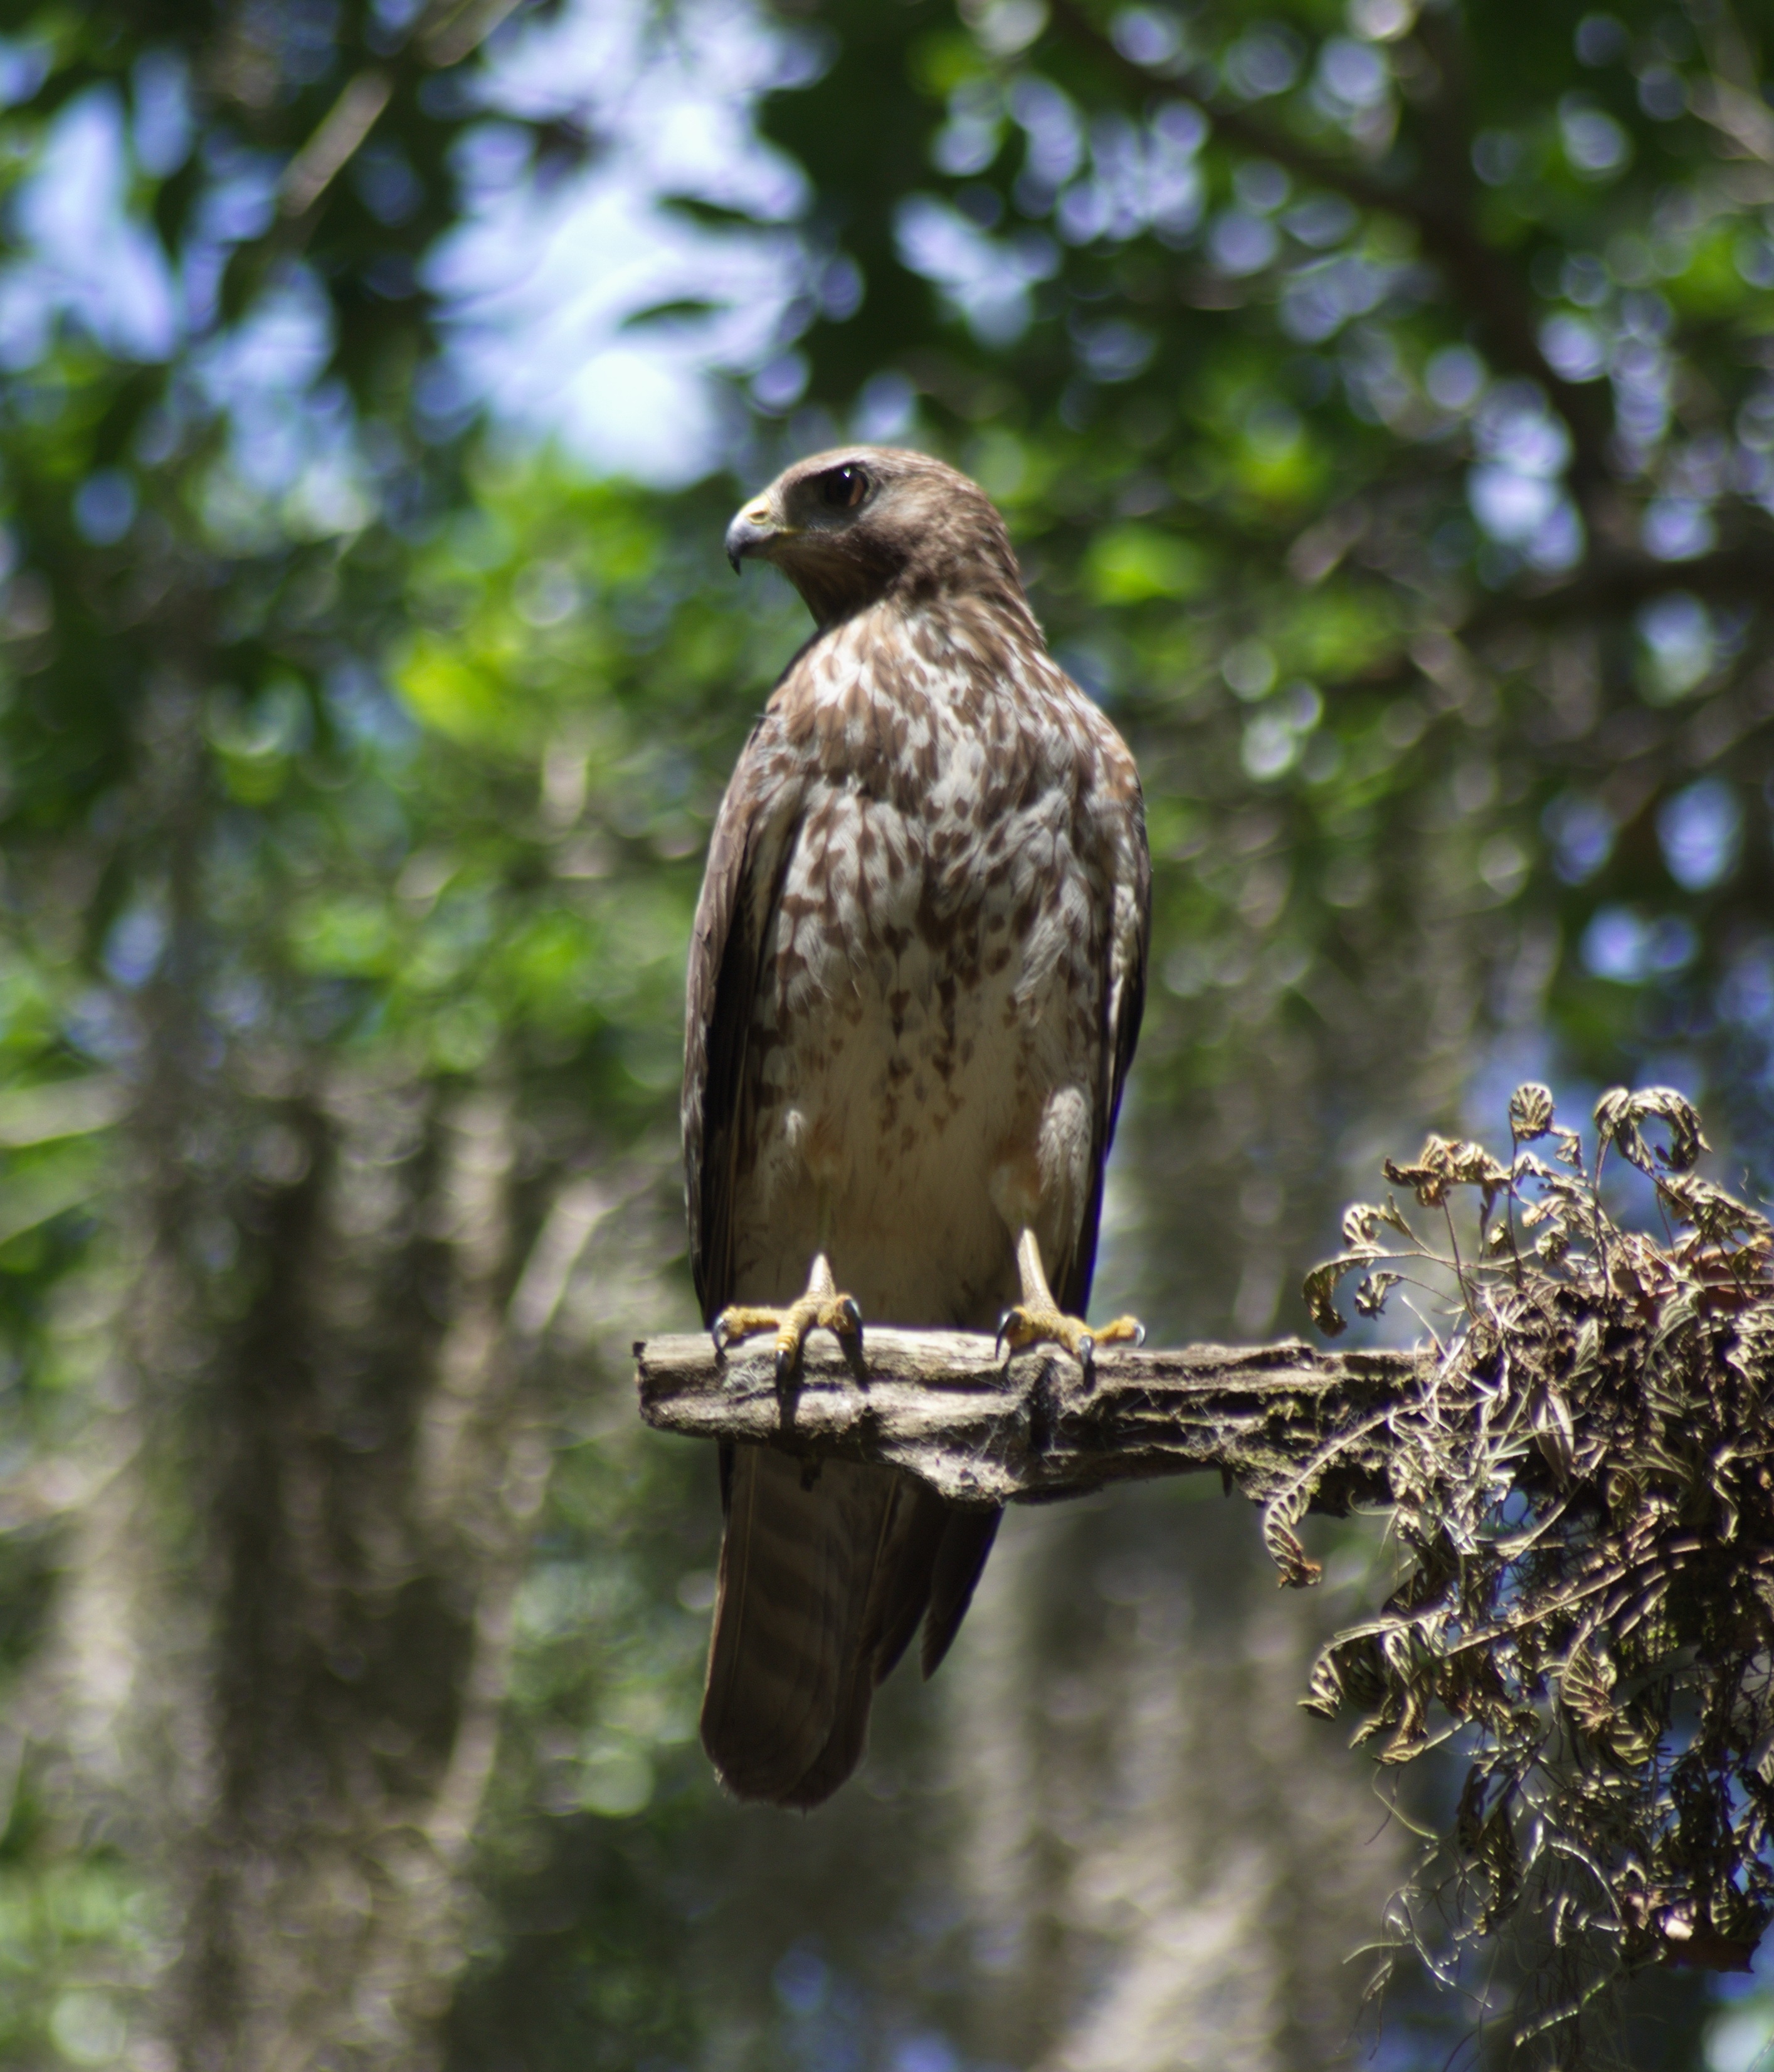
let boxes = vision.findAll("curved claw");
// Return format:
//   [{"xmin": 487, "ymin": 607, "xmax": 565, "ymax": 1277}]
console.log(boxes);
[
  {"xmin": 995, "ymin": 1308, "xmax": 1015, "ymax": 1360},
  {"xmin": 1076, "ymin": 1332, "xmax": 1096, "ymax": 1372},
  {"xmin": 710, "ymin": 1317, "xmax": 731, "ymax": 1356},
  {"xmin": 1133, "ymin": 1320, "xmax": 1147, "ymax": 1348},
  {"xmin": 774, "ymin": 1340, "xmax": 797, "ymax": 1387},
  {"xmin": 837, "ymin": 1295, "xmax": 863, "ymax": 1339}
]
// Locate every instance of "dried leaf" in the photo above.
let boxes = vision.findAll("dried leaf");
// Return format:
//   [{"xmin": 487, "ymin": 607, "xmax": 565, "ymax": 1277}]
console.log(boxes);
[
  {"xmin": 1658, "ymin": 1174, "xmax": 1773, "ymax": 1248},
  {"xmin": 1477, "ymin": 1803, "xmax": 1520, "ymax": 1913},
  {"xmin": 1596, "ymin": 1085, "xmax": 1709, "ymax": 1177},
  {"xmin": 1398, "ymin": 1136, "xmax": 1513, "ymax": 1208},
  {"xmin": 1380, "ymin": 1684, "xmax": 1430, "ymax": 1764},
  {"xmin": 1261, "ymin": 1494, "xmax": 1322, "ymax": 1588},
  {"xmin": 1726, "ymin": 1307, "xmax": 1774, "ymax": 1388},
  {"xmin": 1337, "ymin": 1634, "xmax": 1390, "ymax": 1710},
  {"xmin": 1342, "ymin": 1202, "xmax": 1378, "ymax": 1247},
  {"xmin": 1302, "ymin": 1646, "xmax": 1344, "ymax": 1718},
  {"xmin": 1560, "ymin": 1643, "xmax": 1617, "ymax": 1738},
  {"xmin": 1567, "ymin": 1316, "xmax": 1601, "ymax": 1384},
  {"xmin": 1531, "ymin": 1383, "xmax": 1575, "ymax": 1484},
  {"xmin": 1509, "ymin": 1083, "xmax": 1555, "ymax": 1141},
  {"xmin": 1455, "ymin": 1765, "xmax": 1491, "ymax": 1858},
  {"xmin": 1651, "ymin": 1283, "xmax": 1703, "ymax": 1357},
  {"xmin": 1381, "ymin": 1142, "xmax": 1449, "ymax": 1203},
  {"xmin": 1354, "ymin": 1270, "xmax": 1402, "ymax": 1318},
  {"xmin": 1302, "ymin": 1256, "xmax": 1366, "ymax": 1337},
  {"xmin": 1382, "ymin": 1135, "xmax": 1467, "ymax": 1207},
  {"xmin": 1593, "ymin": 1086, "xmax": 1630, "ymax": 1152},
  {"xmin": 1602, "ymin": 1713, "xmax": 1655, "ymax": 1769}
]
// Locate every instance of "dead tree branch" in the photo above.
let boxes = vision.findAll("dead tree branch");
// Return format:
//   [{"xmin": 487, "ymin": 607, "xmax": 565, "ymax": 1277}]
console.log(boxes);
[{"xmin": 634, "ymin": 1328, "xmax": 1427, "ymax": 1527}]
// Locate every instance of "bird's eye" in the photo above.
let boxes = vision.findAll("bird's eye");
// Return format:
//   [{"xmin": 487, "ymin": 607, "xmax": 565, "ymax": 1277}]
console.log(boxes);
[{"xmin": 823, "ymin": 464, "xmax": 869, "ymax": 509}]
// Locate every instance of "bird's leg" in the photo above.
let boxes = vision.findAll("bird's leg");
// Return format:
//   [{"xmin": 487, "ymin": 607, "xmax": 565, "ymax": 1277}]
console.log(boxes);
[
  {"xmin": 712, "ymin": 1211, "xmax": 863, "ymax": 1383},
  {"xmin": 996, "ymin": 1227, "xmax": 1143, "ymax": 1374}
]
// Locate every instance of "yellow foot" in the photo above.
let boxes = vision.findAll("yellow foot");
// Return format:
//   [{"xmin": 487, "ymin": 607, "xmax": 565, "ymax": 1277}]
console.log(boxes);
[
  {"xmin": 712, "ymin": 1290, "xmax": 863, "ymax": 1382},
  {"xmin": 995, "ymin": 1305, "xmax": 1144, "ymax": 1374}
]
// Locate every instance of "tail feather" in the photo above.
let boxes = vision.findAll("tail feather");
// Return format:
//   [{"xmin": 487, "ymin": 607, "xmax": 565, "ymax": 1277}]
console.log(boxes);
[
  {"xmin": 921, "ymin": 1504, "xmax": 1002, "ymax": 1678},
  {"xmin": 701, "ymin": 1446, "xmax": 874, "ymax": 1804},
  {"xmin": 779, "ymin": 1469, "xmax": 944, "ymax": 1808},
  {"xmin": 701, "ymin": 1445, "xmax": 995, "ymax": 1807}
]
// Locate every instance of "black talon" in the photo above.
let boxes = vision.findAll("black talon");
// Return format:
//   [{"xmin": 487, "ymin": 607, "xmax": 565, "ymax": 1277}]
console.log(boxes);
[
  {"xmin": 995, "ymin": 1308, "xmax": 1015, "ymax": 1359},
  {"xmin": 837, "ymin": 1296, "xmax": 862, "ymax": 1337},
  {"xmin": 1077, "ymin": 1333, "xmax": 1095, "ymax": 1374},
  {"xmin": 1133, "ymin": 1322, "xmax": 1146, "ymax": 1349},
  {"xmin": 775, "ymin": 1342, "xmax": 796, "ymax": 1386}
]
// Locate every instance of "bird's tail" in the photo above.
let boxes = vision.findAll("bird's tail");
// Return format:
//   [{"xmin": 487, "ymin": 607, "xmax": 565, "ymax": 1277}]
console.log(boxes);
[{"xmin": 700, "ymin": 1444, "xmax": 998, "ymax": 1807}]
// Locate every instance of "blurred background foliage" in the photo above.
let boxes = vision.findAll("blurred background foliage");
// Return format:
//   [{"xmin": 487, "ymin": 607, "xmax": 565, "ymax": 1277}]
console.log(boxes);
[{"xmin": 0, "ymin": 0, "xmax": 1768, "ymax": 2066}]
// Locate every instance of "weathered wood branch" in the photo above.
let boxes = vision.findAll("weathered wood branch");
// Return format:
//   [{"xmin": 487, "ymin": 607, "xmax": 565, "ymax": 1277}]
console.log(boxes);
[{"xmin": 634, "ymin": 1329, "xmax": 1431, "ymax": 1518}]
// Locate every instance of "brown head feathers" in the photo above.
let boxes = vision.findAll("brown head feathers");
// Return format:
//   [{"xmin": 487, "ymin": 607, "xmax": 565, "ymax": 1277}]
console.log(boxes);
[{"xmin": 724, "ymin": 446, "xmax": 1033, "ymax": 633}]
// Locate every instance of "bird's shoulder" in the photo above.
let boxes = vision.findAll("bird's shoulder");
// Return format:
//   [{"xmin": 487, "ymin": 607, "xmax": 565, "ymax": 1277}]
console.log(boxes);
[{"xmin": 752, "ymin": 594, "xmax": 1134, "ymax": 786}]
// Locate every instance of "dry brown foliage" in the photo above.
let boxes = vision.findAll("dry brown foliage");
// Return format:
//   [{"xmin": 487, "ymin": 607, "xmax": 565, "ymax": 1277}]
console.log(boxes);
[{"xmin": 1301, "ymin": 1085, "xmax": 1774, "ymax": 2057}]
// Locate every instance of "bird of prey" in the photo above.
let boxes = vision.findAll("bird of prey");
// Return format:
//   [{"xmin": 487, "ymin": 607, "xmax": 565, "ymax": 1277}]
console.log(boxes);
[{"xmin": 683, "ymin": 445, "xmax": 1150, "ymax": 1808}]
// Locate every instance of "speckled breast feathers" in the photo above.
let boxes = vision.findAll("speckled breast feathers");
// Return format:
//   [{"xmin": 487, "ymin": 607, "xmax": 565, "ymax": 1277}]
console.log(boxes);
[{"xmin": 684, "ymin": 570, "xmax": 1148, "ymax": 1333}]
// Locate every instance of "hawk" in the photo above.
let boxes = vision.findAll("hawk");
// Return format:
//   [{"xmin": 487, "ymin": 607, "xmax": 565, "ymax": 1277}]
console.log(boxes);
[{"xmin": 684, "ymin": 445, "xmax": 1150, "ymax": 1807}]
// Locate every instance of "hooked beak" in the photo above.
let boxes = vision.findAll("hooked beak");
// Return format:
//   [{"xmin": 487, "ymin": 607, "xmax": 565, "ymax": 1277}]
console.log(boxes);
[{"xmin": 725, "ymin": 500, "xmax": 793, "ymax": 572}]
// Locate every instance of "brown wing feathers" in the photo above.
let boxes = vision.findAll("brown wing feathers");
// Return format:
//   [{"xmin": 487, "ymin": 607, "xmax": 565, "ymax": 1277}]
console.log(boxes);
[
  {"xmin": 1059, "ymin": 886, "xmax": 1149, "ymax": 1318},
  {"xmin": 682, "ymin": 740, "xmax": 772, "ymax": 1322}
]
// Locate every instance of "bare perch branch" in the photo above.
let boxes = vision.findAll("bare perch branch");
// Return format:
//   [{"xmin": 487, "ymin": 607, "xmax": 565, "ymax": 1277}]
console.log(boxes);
[{"xmin": 635, "ymin": 1328, "xmax": 1428, "ymax": 1515}]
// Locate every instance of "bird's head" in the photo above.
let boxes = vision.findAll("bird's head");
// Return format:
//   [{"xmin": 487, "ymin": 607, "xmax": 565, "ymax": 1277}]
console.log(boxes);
[{"xmin": 724, "ymin": 446, "xmax": 1028, "ymax": 629}]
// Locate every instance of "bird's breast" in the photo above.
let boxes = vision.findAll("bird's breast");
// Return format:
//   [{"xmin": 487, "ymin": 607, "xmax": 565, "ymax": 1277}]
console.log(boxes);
[{"xmin": 731, "ymin": 699, "xmax": 1109, "ymax": 1323}]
